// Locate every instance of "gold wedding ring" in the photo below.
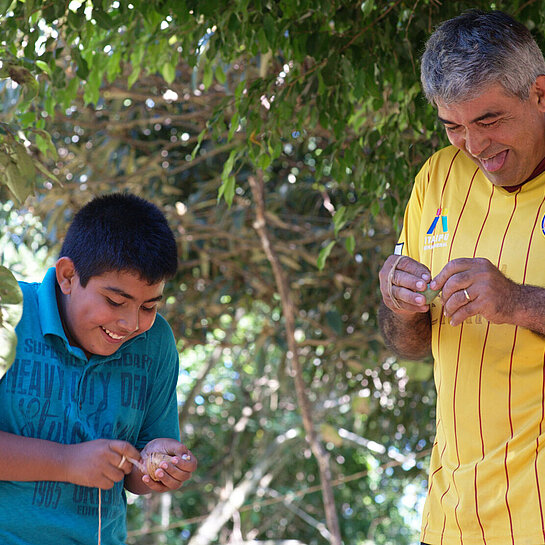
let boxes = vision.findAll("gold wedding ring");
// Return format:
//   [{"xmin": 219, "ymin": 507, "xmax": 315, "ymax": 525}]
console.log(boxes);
[{"xmin": 463, "ymin": 288, "xmax": 471, "ymax": 301}]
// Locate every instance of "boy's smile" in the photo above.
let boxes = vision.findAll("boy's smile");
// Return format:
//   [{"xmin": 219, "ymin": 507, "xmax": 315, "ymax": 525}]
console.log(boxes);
[{"xmin": 56, "ymin": 257, "xmax": 165, "ymax": 358}]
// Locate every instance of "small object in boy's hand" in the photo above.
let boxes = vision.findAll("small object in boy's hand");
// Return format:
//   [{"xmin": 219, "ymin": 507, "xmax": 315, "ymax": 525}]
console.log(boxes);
[
  {"xmin": 145, "ymin": 452, "xmax": 174, "ymax": 481},
  {"xmin": 420, "ymin": 283, "xmax": 440, "ymax": 305}
]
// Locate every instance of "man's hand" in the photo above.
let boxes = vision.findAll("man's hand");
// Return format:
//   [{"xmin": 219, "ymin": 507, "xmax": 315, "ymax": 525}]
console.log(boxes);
[
  {"xmin": 430, "ymin": 257, "xmax": 519, "ymax": 327},
  {"xmin": 137, "ymin": 438, "xmax": 197, "ymax": 493},
  {"xmin": 379, "ymin": 254, "xmax": 432, "ymax": 314}
]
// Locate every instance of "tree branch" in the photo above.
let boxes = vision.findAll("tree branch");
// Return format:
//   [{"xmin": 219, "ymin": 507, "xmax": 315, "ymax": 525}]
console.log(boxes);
[{"xmin": 248, "ymin": 170, "xmax": 342, "ymax": 545}]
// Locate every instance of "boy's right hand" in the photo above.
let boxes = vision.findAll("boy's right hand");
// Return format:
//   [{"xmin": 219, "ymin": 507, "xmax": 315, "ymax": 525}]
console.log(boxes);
[{"xmin": 63, "ymin": 439, "xmax": 141, "ymax": 489}]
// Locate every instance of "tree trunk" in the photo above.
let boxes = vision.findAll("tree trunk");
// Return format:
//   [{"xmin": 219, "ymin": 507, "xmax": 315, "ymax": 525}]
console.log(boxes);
[{"xmin": 248, "ymin": 171, "xmax": 342, "ymax": 545}]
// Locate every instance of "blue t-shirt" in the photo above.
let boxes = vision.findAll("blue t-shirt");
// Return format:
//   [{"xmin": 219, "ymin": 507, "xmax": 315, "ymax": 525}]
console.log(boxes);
[{"xmin": 0, "ymin": 268, "xmax": 180, "ymax": 544}]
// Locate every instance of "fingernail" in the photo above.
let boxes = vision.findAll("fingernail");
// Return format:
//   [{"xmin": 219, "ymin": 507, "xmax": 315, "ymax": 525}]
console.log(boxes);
[
  {"xmin": 182, "ymin": 454, "xmax": 191, "ymax": 461},
  {"xmin": 416, "ymin": 281, "xmax": 425, "ymax": 290},
  {"xmin": 415, "ymin": 295, "xmax": 424, "ymax": 305}
]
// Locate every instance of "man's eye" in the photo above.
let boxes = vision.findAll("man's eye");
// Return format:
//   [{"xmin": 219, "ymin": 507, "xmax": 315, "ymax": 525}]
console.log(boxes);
[
  {"xmin": 142, "ymin": 306, "xmax": 156, "ymax": 313},
  {"xmin": 106, "ymin": 297, "xmax": 123, "ymax": 307}
]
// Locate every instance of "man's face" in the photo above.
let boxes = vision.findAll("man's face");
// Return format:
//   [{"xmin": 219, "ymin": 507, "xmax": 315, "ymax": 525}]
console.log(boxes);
[
  {"xmin": 57, "ymin": 260, "xmax": 165, "ymax": 358},
  {"xmin": 436, "ymin": 80, "xmax": 545, "ymax": 187}
]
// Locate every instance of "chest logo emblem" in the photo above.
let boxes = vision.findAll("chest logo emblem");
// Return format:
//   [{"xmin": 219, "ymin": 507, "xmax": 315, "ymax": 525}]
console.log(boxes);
[{"xmin": 424, "ymin": 207, "xmax": 449, "ymax": 251}]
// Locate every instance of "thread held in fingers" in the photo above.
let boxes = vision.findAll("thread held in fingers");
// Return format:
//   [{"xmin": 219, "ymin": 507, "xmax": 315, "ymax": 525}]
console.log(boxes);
[{"xmin": 144, "ymin": 452, "xmax": 173, "ymax": 481}]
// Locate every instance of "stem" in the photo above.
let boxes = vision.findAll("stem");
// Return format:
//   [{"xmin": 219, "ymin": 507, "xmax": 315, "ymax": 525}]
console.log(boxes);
[{"xmin": 248, "ymin": 170, "xmax": 342, "ymax": 545}]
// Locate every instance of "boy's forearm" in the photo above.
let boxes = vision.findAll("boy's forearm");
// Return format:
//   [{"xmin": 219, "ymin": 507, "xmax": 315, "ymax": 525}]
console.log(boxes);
[
  {"xmin": 0, "ymin": 431, "xmax": 69, "ymax": 482},
  {"xmin": 378, "ymin": 302, "xmax": 432, "ymax": 360}
]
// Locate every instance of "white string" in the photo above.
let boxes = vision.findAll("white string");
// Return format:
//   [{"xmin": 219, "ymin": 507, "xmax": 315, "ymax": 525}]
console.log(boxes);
[{"xmin": 98, "ymin": 488, "xmax": 102, "ymax": 545}]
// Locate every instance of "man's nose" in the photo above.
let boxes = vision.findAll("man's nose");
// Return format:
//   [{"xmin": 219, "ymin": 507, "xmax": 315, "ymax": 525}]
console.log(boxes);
[{"xmin": 464, "ymin": 127, "xmax": 490, "ymax": 157}]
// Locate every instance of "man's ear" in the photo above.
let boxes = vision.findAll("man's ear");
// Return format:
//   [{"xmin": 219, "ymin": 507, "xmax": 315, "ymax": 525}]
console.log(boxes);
[
  {"xmin": 533, "ymin": 75, "xmax": 545, "ymax": 111},
  {"xmin": 55, "ymin": 257, "xmax": 77, "ymax": 295}
]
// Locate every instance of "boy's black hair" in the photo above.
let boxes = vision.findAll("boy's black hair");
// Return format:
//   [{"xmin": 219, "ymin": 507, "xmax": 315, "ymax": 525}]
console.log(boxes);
[{"xmin": 59, "ymin": 192, "xmax": 178, "ymax": 286}]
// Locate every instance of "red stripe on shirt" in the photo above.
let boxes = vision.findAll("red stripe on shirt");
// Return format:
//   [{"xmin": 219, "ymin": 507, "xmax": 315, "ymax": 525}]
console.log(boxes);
[
  {"xmin": 472, "ymin": 183, "xmax": 495, "ymax": 544},
  {"xmin": 499, "ymin": 189, "xmax": 521, "ymax": 545},
  {"xmin": 523, "ymin": 194, "xmax": 545, "ymax": 538}
]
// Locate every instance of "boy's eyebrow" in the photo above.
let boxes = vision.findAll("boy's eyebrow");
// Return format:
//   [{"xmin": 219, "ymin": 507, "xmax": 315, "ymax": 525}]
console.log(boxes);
[
  {"xmin": 438, "ymin": 111, "xmax": 503, "ymax": 126},
  {"xmin": 104, "ymin": 286, "xmax": 163, "ymax": 303}
]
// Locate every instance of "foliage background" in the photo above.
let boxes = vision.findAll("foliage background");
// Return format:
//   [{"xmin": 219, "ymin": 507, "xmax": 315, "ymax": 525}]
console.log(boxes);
[{"xmin": 1, "ymin": 0, "xmax": 543, "ymax": 543}]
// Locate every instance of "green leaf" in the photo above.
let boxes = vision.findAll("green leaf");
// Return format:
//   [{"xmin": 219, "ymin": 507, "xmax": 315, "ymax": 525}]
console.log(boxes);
[
  {"xmin": 218, "ymin": 174, "xmax": 235, "ymax": 206},
  {"xmin": 361, "ymin": 0, "xmax": 375, "ymax": 18},
  {"xmin": 257, "ymin": 152, "xmax": 271, "ymax": 170},
  {"xmin": 317, "ymin": 241, "xmax": 335, "ymax": 270},
  {"xmin": 162, "ymin": 62, "xmax": 176, "ymax": 84},
  {"xmin": 344, "ymin": 235, "xmax": 355, "ymax": 255},
  {"xmin": 93, "ymin": 7, "xmax": 115, "ymax": 30},
  {"xmin": 203, "ymin": 62, "xmax": 213, "ymax": 89},
  {"xmin": 35, "ymin": 60, "xmax": 52, "ymax": 76},
  {"xmin": 333, "ymin": 205, "xmax": 347, "ymax": 235},
  {"xmin": 215, "ymin": 64, "xmax": 226, "ymax": 85},
  {"xmin": 0, "ymin": 265, "xmax": 23, "ymax": 379},
  {"xmin": 106, "ymin": 49, "xmax": 122, "ymax": 83}
]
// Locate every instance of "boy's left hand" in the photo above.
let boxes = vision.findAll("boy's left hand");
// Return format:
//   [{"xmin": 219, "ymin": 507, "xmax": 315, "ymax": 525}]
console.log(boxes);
[{"xmin": 139, "ymin": 438, "xmax": 197, "ymax": 492}]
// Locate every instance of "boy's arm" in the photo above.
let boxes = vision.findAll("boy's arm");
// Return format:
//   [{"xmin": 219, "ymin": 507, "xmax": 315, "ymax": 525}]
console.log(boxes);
[{"xmin": 0, "ymin": 430, "xmax": 140, "ymax": 489}]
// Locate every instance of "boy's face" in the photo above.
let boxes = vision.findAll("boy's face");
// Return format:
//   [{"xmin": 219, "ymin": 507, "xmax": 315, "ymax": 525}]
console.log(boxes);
[{"xmin": 56, "ymin": 258, "xmax": 165, "ymax": 358}]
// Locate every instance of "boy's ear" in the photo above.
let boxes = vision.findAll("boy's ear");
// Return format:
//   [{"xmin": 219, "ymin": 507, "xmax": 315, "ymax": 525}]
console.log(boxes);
[{"xmin": 56, "ymin": 257, "xmax": 77, "ymax": 295}]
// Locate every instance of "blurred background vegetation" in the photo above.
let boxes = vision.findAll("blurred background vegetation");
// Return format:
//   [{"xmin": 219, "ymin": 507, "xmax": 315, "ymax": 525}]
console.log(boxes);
[{"xmin": 1, "ymin": 0, "xmax": 543, "ymax": 543}]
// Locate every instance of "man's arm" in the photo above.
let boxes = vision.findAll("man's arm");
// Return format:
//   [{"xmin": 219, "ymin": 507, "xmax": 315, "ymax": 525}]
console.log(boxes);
[
  {"xmin": 378, "ymin": 254, "xmax": 434, "ymax": 360},
  {"xmin": 378, "ymin": 302, "xmax": 432, "ymax": 360}
]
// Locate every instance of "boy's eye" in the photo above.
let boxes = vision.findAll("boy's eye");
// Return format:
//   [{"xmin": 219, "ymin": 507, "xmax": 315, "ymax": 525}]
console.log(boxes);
[
  {"xmin": 142, "ymin": 305, "xmax": 156, "ymax": 313},
  {"xmin": 106, "ymin": 297, "xmax": 123, "ymax": 307}
]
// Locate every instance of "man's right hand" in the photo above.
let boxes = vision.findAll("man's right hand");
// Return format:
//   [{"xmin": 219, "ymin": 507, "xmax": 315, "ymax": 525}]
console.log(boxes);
[{"xmin": 379, "ymin": 255, "xmax": 432, "ymax": 314}]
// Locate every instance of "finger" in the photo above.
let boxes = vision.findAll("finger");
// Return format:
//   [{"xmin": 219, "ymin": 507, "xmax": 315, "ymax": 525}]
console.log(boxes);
[
  {"xmin": 443, "ymin": 288, "xmax": 477, "ymax": 325},
  {"xmin": 395, "ymin": 256, "xmax": 431, "ymax": 281},
  {"xmin": 179, "ymin": 451, "xmax": 197, "ymax": 471},
  {"xmin": 392, "ymin": 268, "xmax": 429, "ymax": 294},
  {"xmin": 431, "ymin": 258, "xmax": 475, "ymax": 291},
  {"xmin": 389, "ymin": 285, "xmax": 430, "ymax": 313}
]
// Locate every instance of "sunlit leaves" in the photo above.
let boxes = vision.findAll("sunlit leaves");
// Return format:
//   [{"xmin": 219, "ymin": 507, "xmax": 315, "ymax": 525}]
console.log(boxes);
[{"xmin": 0, "ymin": 266, "xmax": 23, "ymax": 378}]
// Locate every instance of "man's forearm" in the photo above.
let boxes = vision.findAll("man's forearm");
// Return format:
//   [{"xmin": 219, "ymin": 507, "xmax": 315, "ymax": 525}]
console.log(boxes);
[
  {"xmin": 378, "ymin": 302, "xmax": 432, "ymax": 360},
  {"xmin": 512, "ymin": 284, "xmax": 545, "ymax": 338}
]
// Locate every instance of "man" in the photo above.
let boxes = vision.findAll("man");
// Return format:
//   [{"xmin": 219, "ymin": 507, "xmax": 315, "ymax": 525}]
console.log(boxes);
[{"xmin": 378, "ymin": 10, "xmax": 545, "ymax": 545}]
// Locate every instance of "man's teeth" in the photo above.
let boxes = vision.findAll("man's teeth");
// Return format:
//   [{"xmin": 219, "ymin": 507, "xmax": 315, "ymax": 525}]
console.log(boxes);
[{"xmin": 103, "ymin": 327, "xmax": 125, "ymax": 340}]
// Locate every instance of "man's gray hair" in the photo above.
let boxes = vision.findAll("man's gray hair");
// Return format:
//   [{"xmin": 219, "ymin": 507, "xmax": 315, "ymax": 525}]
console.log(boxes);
[{"xmin": 421, "ymin": 10, "xmax": 545, "ymax": 106}]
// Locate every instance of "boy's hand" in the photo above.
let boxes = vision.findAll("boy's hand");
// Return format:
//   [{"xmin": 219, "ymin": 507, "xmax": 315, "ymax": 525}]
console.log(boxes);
[
  {"xmin": 139, "ymin": 438, "xmax": 197, "ymax": 492},
  {"xmin": 64, "ymin": 439, "xmax": 142, "ymax": 490}
]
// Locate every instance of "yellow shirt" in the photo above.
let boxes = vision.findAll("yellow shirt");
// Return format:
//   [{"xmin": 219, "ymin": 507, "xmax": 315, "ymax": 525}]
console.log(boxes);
[{"xmin": 398, "ymin": 145, "xmax": 545, "ymax": 545}]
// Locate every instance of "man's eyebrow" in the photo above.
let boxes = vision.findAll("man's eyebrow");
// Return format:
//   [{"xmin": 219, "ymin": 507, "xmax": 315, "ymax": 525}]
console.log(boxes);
[
  {"xmin": 104, "ymin": 286, "xmax": 163, "ymax": 303},
  {"xmin": 438, "ymin": 111, "xmax": 503, "ymax": 125}
]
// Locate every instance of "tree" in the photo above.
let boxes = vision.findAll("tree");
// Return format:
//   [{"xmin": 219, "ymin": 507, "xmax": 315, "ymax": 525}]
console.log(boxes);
[{"xmin": 1, "ymin": 0, "xmax": 542, "ymax": 543}]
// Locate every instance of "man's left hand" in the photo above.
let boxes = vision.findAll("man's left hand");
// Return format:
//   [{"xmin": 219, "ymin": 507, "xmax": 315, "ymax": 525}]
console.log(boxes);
[{"xmin": 430, "ymin": 257, "xmax": 520, "ymax": 327}]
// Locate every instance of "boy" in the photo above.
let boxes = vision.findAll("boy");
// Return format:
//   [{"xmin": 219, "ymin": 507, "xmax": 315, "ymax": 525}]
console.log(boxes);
[{"xmin": 0, "ymin": 193, "xmax": 197, "ymax": 544}]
